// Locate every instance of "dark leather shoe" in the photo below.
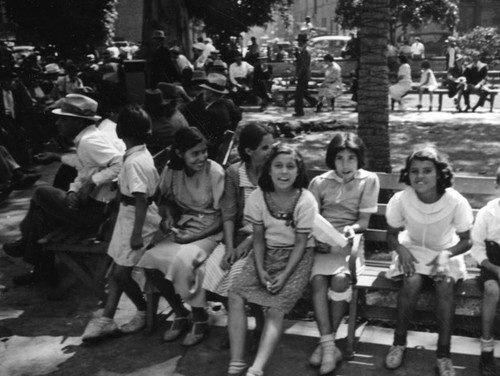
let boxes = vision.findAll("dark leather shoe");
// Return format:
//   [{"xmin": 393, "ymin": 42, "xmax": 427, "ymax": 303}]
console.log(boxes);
[
  {"xmin": 11, "ymin": 172, "xmax": 41, "ymax": 190},
  {"xmin": 13, "ymin": 269, "xmax": 58, "ymax": 287},
  {"xmin": 3, "ymin": 239, "xmax": 25, "ymax": 258}
]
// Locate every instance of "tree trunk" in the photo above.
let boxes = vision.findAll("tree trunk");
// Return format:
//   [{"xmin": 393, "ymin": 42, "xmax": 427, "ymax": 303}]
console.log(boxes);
[{"xmin": 357, "ymin": 0, "xmax": 391, "ymax": 173}]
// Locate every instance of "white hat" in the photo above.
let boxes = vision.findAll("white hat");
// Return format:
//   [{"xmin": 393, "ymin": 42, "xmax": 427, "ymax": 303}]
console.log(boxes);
[
  {"xmin": 52, "ymin": 94, "xmax": 101, "ymax": 121},
  {"xmin": 199, "ymin": 73, "xmax": 229, "ymax": 94},
  {"xmin": 44, "ymin": 63, "xmax": 61, "ymax": 75}
]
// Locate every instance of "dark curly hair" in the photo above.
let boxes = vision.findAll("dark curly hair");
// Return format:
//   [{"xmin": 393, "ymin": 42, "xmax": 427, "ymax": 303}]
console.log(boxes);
[
  {"xmin": 168, "ymin": 127, "xmax": 207, "ymax": 170},
  {"xmin": 325, "ymin": 132, "xmax": 366, "ymax": 170},
  {"xmin": 399, "ymin": 146, "xmax": 453, "ymax": 194},
  {"xmin": 116, "ymin": 104, "xmax": 152, "ymax": 143},
  {"xmin": 258, "ymin": 144, "xmax": 308, "ymax": 192},
  {"xmin": 237, "ymin": 123, "xmax": 273, "ymax": 163}
]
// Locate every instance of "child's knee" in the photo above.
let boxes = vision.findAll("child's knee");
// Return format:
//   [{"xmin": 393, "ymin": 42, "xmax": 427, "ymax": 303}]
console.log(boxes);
[
  {"xmin": 328, "ymin": 273, "xmax": 352, "ymax": 303},
  {"xmin": 484, "ymin": 280, "xmax": 500, "ymax": 301}
]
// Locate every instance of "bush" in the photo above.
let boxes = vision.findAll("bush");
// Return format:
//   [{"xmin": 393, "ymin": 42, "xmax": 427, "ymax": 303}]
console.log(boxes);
[{"xmin": 458, "ymin": 26, "xmax": 500, "ymax": 66}]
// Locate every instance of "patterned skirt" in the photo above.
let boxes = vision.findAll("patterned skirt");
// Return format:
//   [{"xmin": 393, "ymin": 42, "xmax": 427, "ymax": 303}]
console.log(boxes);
[{"xmin": 231, "ymin": 247, "xmax": 313, "ymax": 314}]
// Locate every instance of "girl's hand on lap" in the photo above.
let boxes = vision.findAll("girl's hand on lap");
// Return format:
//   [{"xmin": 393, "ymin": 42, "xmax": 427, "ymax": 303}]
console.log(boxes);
[
  {"xmin": 268, "ymin": 273, "xmax": 287, "ymax": 294},
  {"xmin": 221, "ymin": 248, "xmax": 234, "ymax": 270},
  {"xmin": 343, "ymin": 226, "xmax": 355, "ymax": 240},
  {"xmin": 130, "ymin": 233, "xmax": 144, "ymax": 250},
  {"xmin": 315, "ymin": 242, "xmax": 330, "ymax": 254},
  {"xmin": 234, "ymin": 239, "xmax": 252, "ymax": 260},
  {"xmin": 174, "ymin": 230, "xmax": 195, "ymax": 244},
  {"xmin": 258, "ymin": 269, "xmax": 272, "ymax": 289},
  {"xmin": 397, "ymin": 247, "xmax": 418, "ymax": 277},
  {"xmin": 427, "ymin": 250, "xmax": 451, "ymax": 281}
]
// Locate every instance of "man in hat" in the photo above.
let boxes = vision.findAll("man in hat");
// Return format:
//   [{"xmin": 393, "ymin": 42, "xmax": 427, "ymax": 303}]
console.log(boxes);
[
  {"xmin": 461, "ymin": 51, "xmax": 489, "ymax": 112},
  {"xmin": 0, "ymin": 66, "xmax": 35, "ymax": 166},
  {"xmin": 181, "ymin": 73, "xmax": 241, "ymax": 160},
  {"xmin": 444, "ymin": 37, "xmax": 458, "ymax": 71},
  {"xmin": 410, "ymin": 36, "xmax": 425, "ymax": 60},
  {"xmin": 169, "ymin": 46, "xmax": 193, "ymax": 87},
  {"xmin": 228, "ymin": 52, "xmax": 254, "ymax": 105},
  {"xmin": 3, "ymin": 94, "xmax": 125, "ymax": 287},
  {"xmin": 148, "ymin": 29, "xmax": 179, "ymax": 88},
  {"xmin": 293, "ymin": 33, "xmax": 318, "ymax": 117},
  {"xmin": 144, "ymin": 86, "xmax": 188, "ymax": 171}
]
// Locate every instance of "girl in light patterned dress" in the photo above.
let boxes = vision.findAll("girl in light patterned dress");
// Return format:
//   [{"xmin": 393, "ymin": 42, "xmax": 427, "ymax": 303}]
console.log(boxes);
[
  {"xmin": 82, "ymin": 104, "xmax": 161, "ymax": 342},
  {"xmin": 137, "ymin": 127, "xmax": 224, "ymax": 347},
  {"xmin": 203, "ymin": 123, "xmax": 274, "ymax": 349},
  {"xmin": 307, "ymin": 132, "xmax": 379, "ymax": 375},
  {"xmin": 227, "ymin": 145, "xmax": 318, "ymax": 376}
]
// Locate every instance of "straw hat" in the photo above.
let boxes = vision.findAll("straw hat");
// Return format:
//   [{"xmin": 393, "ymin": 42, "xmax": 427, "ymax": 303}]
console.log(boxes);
[
  {"xmin": 52, "ymin": 94, "xmax": 101, "ymax": 121},
  {"xmin": 199, "ymin": 73, "xmax": 229, "ymax": 94}
]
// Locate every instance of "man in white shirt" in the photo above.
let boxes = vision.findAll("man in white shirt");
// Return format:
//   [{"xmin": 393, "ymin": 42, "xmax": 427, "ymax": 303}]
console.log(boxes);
[
  {"xmin": 3, "ymin": 94, "xmax": 125, "ymax": 287},
  {"xmin": 228, "ymin": 52, "xmax": 254, "ymax": 105},
  {"xmin": 410, "ymin": 36, "xmax": 425, "ymax": 60}
]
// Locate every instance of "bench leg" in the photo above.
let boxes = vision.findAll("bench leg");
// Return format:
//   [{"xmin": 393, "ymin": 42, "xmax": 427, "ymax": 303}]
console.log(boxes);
[
  {"xmin": 438, "ymin": 93, "xmax": 443, "ymax": 111},
  {"xmin": 490, "ymin": 93, "xmax": 495, "ymax": 112},
  {"xmin": 346, "ymin": 287, "xmax": 359, "ymax": 359},
  {"xmin": 283, "ymin": 93, "xmax": 289, "ymax": 111}
]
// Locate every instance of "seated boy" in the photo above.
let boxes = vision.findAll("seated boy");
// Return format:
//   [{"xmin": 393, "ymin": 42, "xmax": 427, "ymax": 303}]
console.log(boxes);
[{"xmin": 470, "ymin": 169, "xmax": 500, "ymax": 376}]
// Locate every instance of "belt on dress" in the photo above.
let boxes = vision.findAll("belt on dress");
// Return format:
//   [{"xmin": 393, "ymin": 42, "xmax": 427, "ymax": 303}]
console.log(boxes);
[{"xmin": 120, "ymin": 194, "xmax": 154, "ymax": 206}]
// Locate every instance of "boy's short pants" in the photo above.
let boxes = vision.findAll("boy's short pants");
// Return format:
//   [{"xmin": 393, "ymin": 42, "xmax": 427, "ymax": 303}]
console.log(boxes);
[{"xmin": 478, "ymin": 240, "xmax": 500, "ymax": 284}]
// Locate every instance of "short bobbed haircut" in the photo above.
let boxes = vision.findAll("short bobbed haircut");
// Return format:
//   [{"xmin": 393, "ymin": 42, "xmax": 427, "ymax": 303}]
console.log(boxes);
[
  {"xmin": 237, "ymin": 123, "xmax": 273, "ymax": 163},
  {"xmin": 325, "ymin": 132, "xmax": 366, "ymax": 170},
  {"xmin": 168, "ymin": 127, "xmax": 207, "ymax": 170},
  {"xmin": 258, "ymin": 144, "xmax": 308, "ymax": 192},
  {"xmin": 324, "ymin": 54, "xmax": 334, "ymax": 62},
  {"xmin": 421, "ymin": 60, "xmax": 431, "ymax": 70},
  {"xmin": 116, "ymin": 104, "xmax": 152, "ymax": 143},
  {"xmin": 398, "ymin": 55, "xmax": 408, "ymax": 64},
  {"xmin": 399, "ymin": 146, "xmax": 453, "ymax": 194}
]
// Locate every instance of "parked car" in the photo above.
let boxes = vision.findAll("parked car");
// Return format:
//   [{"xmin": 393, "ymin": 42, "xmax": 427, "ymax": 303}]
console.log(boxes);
[
  {"xmin": 308, "ymin": 35, "xmax": 351, "ymax": 59},
  {"xmin": 12, "ymin": 45, "xmax": 35, "ymax": 63}
]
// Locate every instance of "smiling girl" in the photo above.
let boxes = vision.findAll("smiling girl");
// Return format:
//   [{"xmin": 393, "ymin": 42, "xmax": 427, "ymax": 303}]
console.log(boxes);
[
  {"xmin": 384, "ymin": 146, "xmax": 473, "ymax": 376},
  {"xmin": 137, "ymin": 127, "xmax": 224, "ymax": 347},
  {"xmin": 227, "ymin": 145, "xmax": 318, "ymax": 376},
  {"xmin": 307, "ymin": 132, "xmax": 379, "ymax": 374}
]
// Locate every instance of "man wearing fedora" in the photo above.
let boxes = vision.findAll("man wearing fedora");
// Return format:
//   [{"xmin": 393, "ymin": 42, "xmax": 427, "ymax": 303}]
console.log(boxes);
[
  {"xmin": 148, "ymin": 29, "xmax": 179, "ymax": 88},
  {"xmin": 3, "ymin": 94, "xmax": 124, "ymax": 287},
  {"xmin": 293, "ymin": 33, "xmax": 318, "ymax": 117},
  {"xmin": 181, "ymin": 72, "xmax": 241, "ymax": 160},
  {"xmin": 143, "ymin": 87, "xmax": 188, "ymax": 171},
  {"xmin": 0, "ymin": 66, "xmax": 35, "ymax": 167}
]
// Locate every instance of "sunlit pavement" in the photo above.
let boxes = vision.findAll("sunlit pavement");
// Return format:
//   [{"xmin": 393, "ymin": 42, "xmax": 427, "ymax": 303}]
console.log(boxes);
[{"xmin": 1, "ymin": 102, "xmax": 499, "ymax": 376}]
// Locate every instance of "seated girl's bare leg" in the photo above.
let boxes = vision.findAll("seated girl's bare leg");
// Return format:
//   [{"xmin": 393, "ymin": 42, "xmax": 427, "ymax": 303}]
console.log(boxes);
[
  {"xmin": 394, "ymin": 273, "xmax": 424, "ymax": 345},
  {"xmin": 102, "ymin": 264, "xmax": 127, "ymax": 318},
  {"xmin": 228, "ymin": 291, "xmax": 248, "ymax": 364},
  {"xmin": 482, "ymin": 280, "xmax": 500, "ymax": 340},
  {"xmin": 434, "ymin": 276, "xmax": 455, "ymax": 355},
  {"xmin": 330, "ymin": 273, "xmax": 351, "ymax": 332},
  {"xmin": 145, "ymin": 269, "xmax": 189, "ymax": 317},
  {"xmin": 312, "ymin": 275, "xmax": 332, "ymax": 336},
  {"xmin": 250, "ymin": 307, "xmax": 285, "ymax": 373}
]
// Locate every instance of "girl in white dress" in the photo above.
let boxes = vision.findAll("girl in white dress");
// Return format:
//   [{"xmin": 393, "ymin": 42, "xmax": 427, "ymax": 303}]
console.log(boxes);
[
  {"xmin": 308, "ymin": 132, "xmax": 379, "ymax": 375},
  {"xmin": 389, "ymin": 55, "xmax": 412, "ymax": 110},
  {"xmin": 82, "ymin": 104, "xmax": 161, "ymax": 342},
  {"xmin": 316, "ymin": 54, "xmax": 343, "ymax": 112},
  {"xmin": 384, "ymin": 146, "xmax": 473, "ymax": 376},
  {"xmin": 417, "ymin": 60, "xmax": 439, "ymax": 111}
]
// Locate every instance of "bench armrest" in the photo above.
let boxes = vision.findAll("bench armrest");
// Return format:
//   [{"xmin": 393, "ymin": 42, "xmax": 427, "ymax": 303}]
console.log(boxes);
[{"xmin": 348, "ymin": 233, "xmax": 363, "ymax": 285}]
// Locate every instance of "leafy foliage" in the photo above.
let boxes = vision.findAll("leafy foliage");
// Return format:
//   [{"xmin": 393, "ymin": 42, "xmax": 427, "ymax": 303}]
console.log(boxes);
[
  {"xmin": 4, "ymin": 0, "xmax": 117, "ymax": 59},
  {"xmin": 458, "ymin": 26, "xmax": 500, "ymax": 63},
  {"xmin": 335, "ymin": 0, "xmax": 459, "ymax": 31},
  {"xmin": 184, "ymin": 0, "xmax": 293, "ymax": 41}
]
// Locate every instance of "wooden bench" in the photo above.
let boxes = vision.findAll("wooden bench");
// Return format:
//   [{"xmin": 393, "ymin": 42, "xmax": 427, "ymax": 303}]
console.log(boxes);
[
  {"xmin": 391, "ymin": 86, "xmax": 498, "ymax": 112},
  {"xmin": 306, "ymin": 169, "xmax": 497, "ymax": 359},
  {"xmin": 39, "ymin": 225, "xmax": 112, "ymax": 302}
]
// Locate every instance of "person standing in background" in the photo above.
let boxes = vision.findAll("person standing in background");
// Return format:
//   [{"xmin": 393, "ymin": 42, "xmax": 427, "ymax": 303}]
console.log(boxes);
[{"xmin": 293, "ymin": 33, "xmax": 318, "ymax": 117}]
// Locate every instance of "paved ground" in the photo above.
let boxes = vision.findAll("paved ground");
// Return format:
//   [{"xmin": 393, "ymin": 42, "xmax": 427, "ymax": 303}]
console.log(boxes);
[{"xmin": 1, "ymin": 101, "xmax": 500, "ymax": 376}]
